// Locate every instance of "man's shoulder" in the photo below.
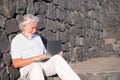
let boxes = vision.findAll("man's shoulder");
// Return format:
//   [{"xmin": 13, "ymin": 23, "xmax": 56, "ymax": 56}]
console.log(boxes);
[
  {"xmin": 12, "ymin": 34, "xmax": 22, "ymax": 42},
  {"xmin": 34, "ymin": 33, "xmax": 41, "ymax": 38}
]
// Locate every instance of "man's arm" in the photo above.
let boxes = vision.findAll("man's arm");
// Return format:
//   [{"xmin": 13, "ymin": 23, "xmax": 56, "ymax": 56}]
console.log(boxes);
[{"xmin": 12, "ymin": 54, "xmax": 47, "ymax": 68}]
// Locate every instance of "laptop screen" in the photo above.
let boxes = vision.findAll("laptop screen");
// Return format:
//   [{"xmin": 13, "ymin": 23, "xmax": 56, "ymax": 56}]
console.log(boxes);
[{"xmin": 47, "ymin": 40, "xmax": 62, "ymax": 56}]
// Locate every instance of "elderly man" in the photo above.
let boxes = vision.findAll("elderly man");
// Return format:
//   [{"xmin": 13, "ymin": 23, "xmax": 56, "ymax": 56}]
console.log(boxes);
[{"xmin": 11, "ymin": 14, "xmax": 81, "ymax": 80}]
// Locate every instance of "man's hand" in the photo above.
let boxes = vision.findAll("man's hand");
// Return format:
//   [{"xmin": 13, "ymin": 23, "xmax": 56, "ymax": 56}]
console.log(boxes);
[
  {"xmin": 59, "ymin": 51, "xmax": 64, "ymax": 56},
  {"xmin": 33, "ymin": 54, "xmax": 47, "ymax": 61}
]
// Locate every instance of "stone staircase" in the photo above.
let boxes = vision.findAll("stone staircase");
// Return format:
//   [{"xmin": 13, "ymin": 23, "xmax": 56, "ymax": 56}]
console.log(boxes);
[{"xmin": 46, "ymin": 57, "xmax": 120, "ymax": 80}]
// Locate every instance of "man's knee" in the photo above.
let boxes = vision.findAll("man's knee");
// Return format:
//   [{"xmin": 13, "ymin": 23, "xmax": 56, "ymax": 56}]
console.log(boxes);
[
  {"xmin": 32, "ymin": 63, "xmax": 42, "ymax": 70},
  {"xmin": 52, "ymin": 55, "xmax": 65, "ymax": 62}
]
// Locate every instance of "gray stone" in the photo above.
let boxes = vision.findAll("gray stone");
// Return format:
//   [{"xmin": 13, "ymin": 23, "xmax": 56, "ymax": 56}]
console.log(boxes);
[
  {"xmin": 58, "ymin": 23, "xmax": 66, "ymax": 32},
  {"xmin": 53, "ymin": 0, "xmax": 62, "ymax": 6},
  {"xmin": 27, "ymin": 0, "xmax": 35, "ymax": 14},
  {"xmin": 8, "ymin": 65, "xmax": 20, "ymax": 80},
  {"xmin": 44, "ymin": 31, "xmax": 56, "ymax": 40},
  {"xmin": 64, "ymin": 0, "xmax": 74, "ymax": 11},
  {"xmin": 61, "ymin": 30, "xmax": 71, "ymax": 43},
  {"xmin": 0, "ymin": 30, "xmax": 10, "ymax": 52},
  {"xmin": 63, "ymin": 52, "xmax": 72, "ymax": 61},
  {"xmin": 56, "ymin": 9, "xmax": 66, "ymax": 22},
  {"xmin": 0, "ymin": 15, "xmax": 7, "ymax": 28},
  {"xmin": 64, "ymin": 11, "xmax": 73, "ymax": 25},
  {"xmin": 70, "ymin": 26, "xmax": 77, "ymax": 37},
  {"xmin": 45, "ymin": 19, "xmax": 58, "ymax": 32},
  {"xmin": 0, "ymin": 68, "xmax": 10, "ymax": 80},
  {"xmin": 5, "ymin": 18, "xmax": 19, "ymax": 34},
  {"xmin": 16, "ymin": 15, "xmax": 23, "ymax": 24},
  {"xmin": 8, "ymin": 33, "xmax": 17, "ymax": 43},
  {"xmin": 36, "ymin": 15, "xmax": 45, "ymax": 30},
  {"xmin": 86, "ymin": 0, "xmax": 96, "ymax": 10},
  {"xmin": 107, "ymin": 72, "xmax": 120, "ymax": 80},
  {"xmin": 78, "ymin": 74, "xmax": 89, "ymax": 80},
  {"xmin": 0, "ymin": 0, "xmax": 15, "ymax": 18},
  {"xmin": 69, "ymin": 36, "xmax": 76, "ymax": 47},
  {"xmin": 15, "ymin": 0, "xmax": 27, "ymax": 14},
  {"xmin": 55, "ymin": 31, "xmax": 62, "ymax": 40},
  {"xmin": 62, "ymin": 43, "xmax": 69, "ymax": 52},
  {"xmin": 72, "ymin": 0, "xmax": 82, "ymax": 11},
  {"xmin": 77, "ymin": 18, "xmax": 85, "ymax": 28},
  {"xmin": 89, "ymin": 74, "xmax": 107, "ymax": 80},
  {"xmin": 73, "ymin": 47, "xmax": 85, "ymax": 61},
  {"xmin": 46, "ymin": 3, "xmax": 57, "ymax": 19},
  {"xmin": 75, "ymin": 36, "xmax": 84, "ymax": 46},
  {"xmin": 3, "ymin": 53, "xmax": 11, "ymax": 66},
  {"xmin": 35, "ymin": 2, "xmax": 47, "ymax": 16},
  {"xmin": 70, "ymin": 11, "xmax": 82, "ymax": 25},
  {"xmin": 101, "ymin": 44, "xmax": 114, "ymax": 52}
]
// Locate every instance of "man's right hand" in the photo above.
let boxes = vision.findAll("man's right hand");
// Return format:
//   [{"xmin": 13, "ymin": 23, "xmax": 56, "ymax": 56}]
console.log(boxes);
[{"xmin": 33, "ymin": 54, "xmax": 47, "ymax": 61}]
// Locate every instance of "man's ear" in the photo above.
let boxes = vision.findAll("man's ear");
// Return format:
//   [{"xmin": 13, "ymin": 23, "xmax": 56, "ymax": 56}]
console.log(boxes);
[{"xmin": 21, "ymin": 26, "xmax": 26, "ymax": 31}]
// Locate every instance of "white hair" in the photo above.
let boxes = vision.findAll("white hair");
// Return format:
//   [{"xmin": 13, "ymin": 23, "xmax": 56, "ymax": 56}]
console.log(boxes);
[{"xmin": 19, "ymin": 14, "xmax": 39, "ymax": 30}]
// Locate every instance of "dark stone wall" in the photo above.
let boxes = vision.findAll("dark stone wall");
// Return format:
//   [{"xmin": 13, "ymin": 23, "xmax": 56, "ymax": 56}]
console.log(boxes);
[{"xmin": 0, "ymin": 0, "xmax": 120, "ymax": 80}]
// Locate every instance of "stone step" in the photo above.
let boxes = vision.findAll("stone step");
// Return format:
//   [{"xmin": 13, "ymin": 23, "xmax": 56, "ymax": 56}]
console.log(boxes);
[
  {"xmin": 47, "ymin": 57, "xmax": 120, "ymax": 80},
  {"xmin": 70, "ymin": 57, "xmax": 120, "ymax": 74}
]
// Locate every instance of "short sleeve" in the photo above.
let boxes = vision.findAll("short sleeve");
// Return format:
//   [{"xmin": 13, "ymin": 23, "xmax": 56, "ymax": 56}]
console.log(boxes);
[{"xmin": 11, "ymin": 39, "xmax": 22, "ymax": 59}]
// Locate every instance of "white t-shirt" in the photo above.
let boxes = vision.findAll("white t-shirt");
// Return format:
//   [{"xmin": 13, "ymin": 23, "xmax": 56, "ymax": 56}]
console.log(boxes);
[{"xmin": 11, "ymin": 33, "xmax": 47, "ymax": 59}]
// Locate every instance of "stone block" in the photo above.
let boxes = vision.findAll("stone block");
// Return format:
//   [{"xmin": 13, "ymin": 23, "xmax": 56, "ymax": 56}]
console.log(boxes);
[
  {"xmin": 36, "ymin": 15, "xmax": 45, "ymax": 30},
  {"xmin": 5, "ymin": 18, "xmax": 19, "ymax": 34},
  {"xmin": 0, "ymin": 30, "xmax": 10, "ymax": 52},
  {"xmin": 8, "ymin": 65, "xmax": 20, "ymax": 80},
  {"xmin": 78, "ymin": 74, "xmax": 89, "ymax": 80},
  {"xmin": 8, "ymin": 34, "xmax": 16, "ymax": 43},
  {"xmin": 0, "ymin": 15, "xmax": 7, "ymax": 28},
  {"xmin": 70, "ymin": 36, "xmax": 76, "ymax": 47},
  {"xmin": 89, "ymin": 74, "xmax": 107, "ymax": 80},
  {"xmin": 64, "ymin": 0, "xmax": 74, "ymax": 11},
  {"xmin": 75, "ymin": 36, "xmax": 84, "ymax": 46},
  {"xmin": 34, "ymin": 2, "xmax": 47, "ymax": 16},
  {"xmin": 0, "ymin": 0, "xmax": 15, "ymax": 18},
  {"xmin": 27, "ymin": 0, "xmax": 35, "ymax": 14},
  {"xmin": 101, "ymin": 44, "xmax": 113, "ymax": 52},
  {"xmin": 45, "ymin": 19, "xmax": 58, "ymax": 32},
  {"xmin": 44, "ymin": 31, "xmax": 56, "ymax": 40},
  {"xmin": 61, "ymin": 31, "xmax": 71, "ymax": 43},
  {"xmin": 56, "ymin": 9, "xmax": 66, "ymax": 22},
  {"xmin": 0, "ymin": 68, "xmax": 10, "ymax": 80},
  {"xmin": 52, "ymin": 0, "xmax": 62, "ymax": 6},
  {"xmin": 46, "ymin": 3, "xmax": 57, "ymax": 19},
  {"xmin": 15, "ymin": 0, "xmax": 27, "ymax": 14},
  {"xmin": 64, "ymin": 11, "xmax": 74, "ymax": 25},
  {"xmin": 107, "ymin": 72, "xmax": 120, "ymax": 80},
  {"xmin": 3, "ymin": 53, "xmax": 11, "ymax": 66}
]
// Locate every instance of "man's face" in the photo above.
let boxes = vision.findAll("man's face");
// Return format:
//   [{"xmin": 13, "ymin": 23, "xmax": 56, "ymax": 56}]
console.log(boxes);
[{"xmin": 23, "ymin": 21, "xmax": 37, "ymax": 35}]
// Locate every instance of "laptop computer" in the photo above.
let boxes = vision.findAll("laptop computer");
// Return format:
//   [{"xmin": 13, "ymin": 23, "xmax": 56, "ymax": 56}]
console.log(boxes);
[
  {"xmin": 35, "ymin": 40, "xmax": 62, "ymax": 62},
  {"xmin": 46, "ymin": 40, "xmax": 62, "ymax": 57}
]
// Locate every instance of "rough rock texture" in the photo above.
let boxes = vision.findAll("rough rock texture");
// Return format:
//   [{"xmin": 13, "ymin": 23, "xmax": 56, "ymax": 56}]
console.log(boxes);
[{"xmin": 0, "ymin": 0, "xmax": 120, "ymax": 80}]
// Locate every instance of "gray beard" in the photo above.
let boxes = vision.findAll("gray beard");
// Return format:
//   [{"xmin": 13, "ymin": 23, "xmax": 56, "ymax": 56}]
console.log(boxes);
[{"xmin": 27, "ymin": 34, "xmax": 33, "ymax": 40}]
